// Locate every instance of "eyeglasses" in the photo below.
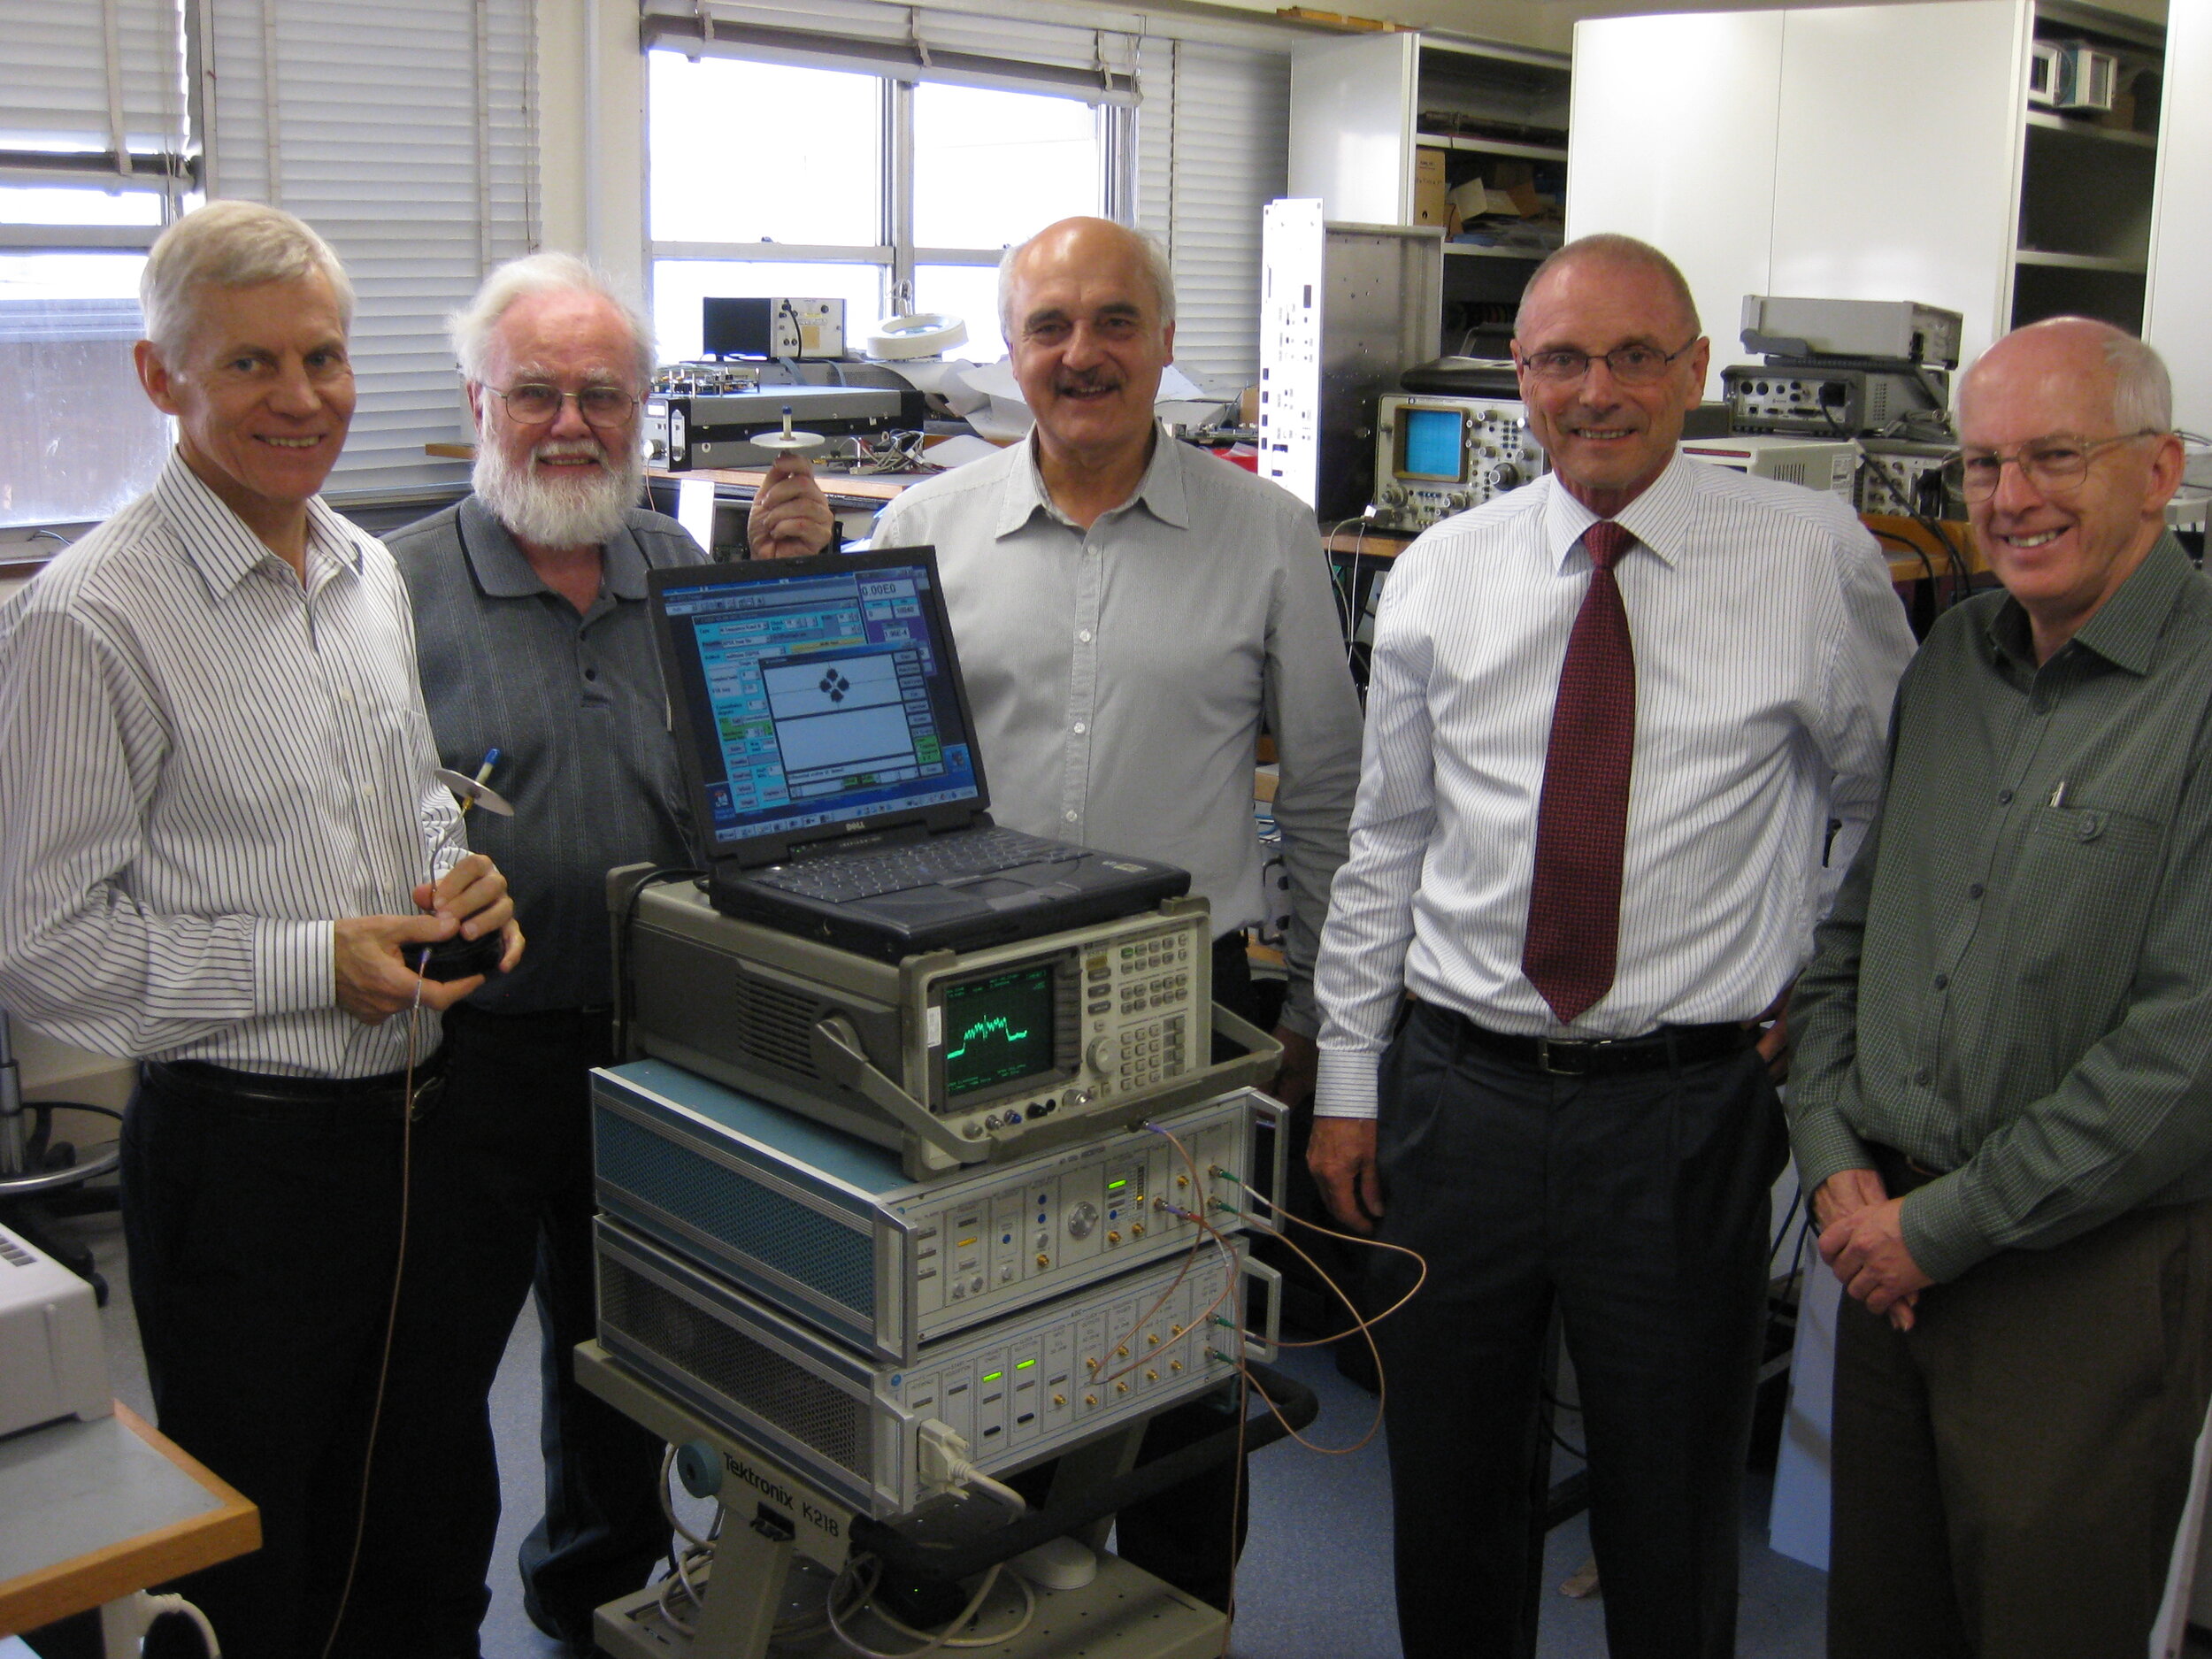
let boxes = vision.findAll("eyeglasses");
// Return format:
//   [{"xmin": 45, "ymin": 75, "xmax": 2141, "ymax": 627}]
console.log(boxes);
[
  {"xmin": 1516, "ymin": 339, "xmax": 1701, "ymax": 386},
  {"xmin": 1941, "ymin": 429, "xmax": 2160, "ymax": 502},
  {"xmin": 487, "ymin": 382, "xmax": 639, "ymax": 428}
]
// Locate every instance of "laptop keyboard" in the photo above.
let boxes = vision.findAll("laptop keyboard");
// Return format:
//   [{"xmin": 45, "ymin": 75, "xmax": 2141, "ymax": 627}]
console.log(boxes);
[{"xmin": 753, "ymin": 827, "xmax": 1075, "ymax": 903}]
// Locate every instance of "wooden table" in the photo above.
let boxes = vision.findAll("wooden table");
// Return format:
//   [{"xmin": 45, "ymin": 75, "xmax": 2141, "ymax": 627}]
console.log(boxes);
[{"xmin": 0, "ymin": 1403, "xmax": 258, "ymax": 1639}]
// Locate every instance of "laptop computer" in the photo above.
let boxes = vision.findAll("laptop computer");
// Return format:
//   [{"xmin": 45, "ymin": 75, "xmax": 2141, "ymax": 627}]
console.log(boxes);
[{"xmin": 649, "ymin": 546, "xmax": 1189, "ymax": 962}]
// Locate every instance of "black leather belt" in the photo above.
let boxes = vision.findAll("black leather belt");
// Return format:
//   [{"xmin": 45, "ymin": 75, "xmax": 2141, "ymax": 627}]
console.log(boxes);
[
  {"xmin": 1419, "ymin": 1001, "xmax": 1751, "ymax": 1078},
  {"xmin": 1867, "ymin": 1141, "xmax": 1947, "ymax": 1196},
  {"xmin": 144, "ymin": 1052, "xmax": 447, "ymax": 1122}
]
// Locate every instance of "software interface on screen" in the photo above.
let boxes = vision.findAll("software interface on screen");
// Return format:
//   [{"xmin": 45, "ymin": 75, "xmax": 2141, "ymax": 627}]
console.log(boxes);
[
  {"xmin": 1401, "ymin": 407, "xmax": 1467, "ymax": 481},
  {"xmin": 661, "ymin": 562, "xmax": 979, "ymax": 849}
]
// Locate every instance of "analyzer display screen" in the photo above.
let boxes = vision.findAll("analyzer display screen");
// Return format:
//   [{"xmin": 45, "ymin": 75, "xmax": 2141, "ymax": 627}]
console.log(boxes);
[
  {"xmin": 941, "ymin": 966, "xmax": 1059, "ymax": 1098},
  {"xmin": 1400, "ymin": 408, "xmax": 1467, "ymax": 481}
]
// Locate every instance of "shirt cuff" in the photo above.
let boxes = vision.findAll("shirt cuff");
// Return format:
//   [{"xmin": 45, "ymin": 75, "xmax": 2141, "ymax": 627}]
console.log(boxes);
[
  {"xmin": 1314, "ymin": 1047, "xmax": 1380, "ymax": 1119},
  {"xmin": 1897, "ymin": 1174, "xmax": 1990, "ymax": 1286},
  {"xmin": 1787, "ymin": 1106, "xmax": 1878, "ymax": 1202},
  {"xmin": 255, "ymin": 918, "xmax": 334, "ymax": 1017}
]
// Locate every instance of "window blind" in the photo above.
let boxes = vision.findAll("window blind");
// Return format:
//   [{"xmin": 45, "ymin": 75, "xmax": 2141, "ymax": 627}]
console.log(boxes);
[
  {"xmin": 1134, "ymin": 38, "xmax": 1288, "ymax": 398},
  {"xmin": 641, "ymin": 0, "xmax": 1141, "ymax": 104},
  {"xmin": 203, "ymin": 0, "xmax": 537, "ymax": 499},
  {"xmin": 0, "ymin": 0, "xmax": 189, "ymax": 180}
]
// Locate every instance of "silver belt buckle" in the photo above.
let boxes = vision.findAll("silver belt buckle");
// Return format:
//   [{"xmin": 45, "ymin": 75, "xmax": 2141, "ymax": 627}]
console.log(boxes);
[{"xmin": 1535, "ymin": 1036, "xmax": 1593, "ymax": 1076}]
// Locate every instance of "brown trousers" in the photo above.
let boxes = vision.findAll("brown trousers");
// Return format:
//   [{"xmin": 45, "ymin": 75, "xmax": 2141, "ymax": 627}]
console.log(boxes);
[{"xmin": 1828, "ymin": 1196, "xmax": 2212, "ymax": 1659}]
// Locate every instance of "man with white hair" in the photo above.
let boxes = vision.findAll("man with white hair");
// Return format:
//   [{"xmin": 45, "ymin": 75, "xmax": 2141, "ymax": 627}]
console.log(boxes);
[
  {"xmin": 0, "ymin": 199, "xmax": 519, "ymax": 1658},
  {"xmin": 1789, "ymin": 317, "xmax": 2212, "ymax": 1656},
  {"xmin": 387, "ymin": 252, "xmax": 833, "ymax": 1649}
]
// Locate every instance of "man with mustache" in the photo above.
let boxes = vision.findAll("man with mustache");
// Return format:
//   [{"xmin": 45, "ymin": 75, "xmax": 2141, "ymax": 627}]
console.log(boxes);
[
  {"xmin": 387, "ymin": 252, "xmax": 833, "ymax": 1651},
  {"xmin": 0, "ymin": 199, "xmax": 520, "ymax": 1658},
  {"xmin": 1789, "ymin": 319, "xmax": 2212, "ymax": 1657},
  {"xmin": 861, "ymin": 216, "xmax": 1364, "ymax": 1606},
  {"xmin": 1307, "ymin": 234, "xmax": 1915, "ymax": 1658}
]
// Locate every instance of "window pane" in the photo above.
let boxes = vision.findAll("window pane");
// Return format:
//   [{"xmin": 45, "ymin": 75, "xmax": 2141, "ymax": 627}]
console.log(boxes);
[
  {"xmin": 649, "ymin": 53, "xmax": 880, "ymax": 246},
  {"xmin": 652, "ymin": 261, "xmax": 887, "ymax": 363},
  {"xmin": 0, "ymin": 185, "xmax": 165, "ymax": 227},
  {"xmin": 913, "ymin": 265, "xmax": 1007, "ymax": 363},
  {"xmin": 913, "ymin": 83, "xmax": 1098, "ymax": 250},
  {"xmin": 0, "ymin": 255, "xmax": 169, "ymax": 527}
]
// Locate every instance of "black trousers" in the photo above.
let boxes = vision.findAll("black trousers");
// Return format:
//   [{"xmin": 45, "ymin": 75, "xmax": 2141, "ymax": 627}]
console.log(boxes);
[
  {"xmin": 1370, "ymin": 1002, "xmax": 1784, "ymax": 1659},
  {"xmin": 431, "ymin": 1004, "xmax": 671, "ymax": 1647},
  {"xmin": 1828, "ymin": 1196, "xmax": 2212, "ymax": 1659},
  {"xmin": 120, "ymin": 1060, "xmax": 503, "ymax": 1659}
]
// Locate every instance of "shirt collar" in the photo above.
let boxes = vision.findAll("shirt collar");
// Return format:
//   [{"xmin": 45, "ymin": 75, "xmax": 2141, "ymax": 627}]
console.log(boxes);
[
  {"xmin": 155, "ymin": 448, "xmax": 363, "ymax": 598},
  {"xmin": 456, "ymin": 494, "xmax": 649, "ymax": 602},
  {"xmin": 1539, "ymin": 452, "xmax": 1694, "ymax": 572},
  {"xmin": 992, "ymin": 421, "xmax": 1192, "ymax": 538},
  {"xmin": 1983, "ymin": 530, "xmax": 2193, "ymax": 678}
]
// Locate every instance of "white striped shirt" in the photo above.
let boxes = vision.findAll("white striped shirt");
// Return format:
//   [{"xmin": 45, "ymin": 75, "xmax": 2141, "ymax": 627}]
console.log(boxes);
[
  {"xmin": 0, "ymin": 452, "xmax": 460, "ymax": 1076},
  {"xmin": 1313, "ymin": 456, "xmax": 1916, "ymax": 1118}
]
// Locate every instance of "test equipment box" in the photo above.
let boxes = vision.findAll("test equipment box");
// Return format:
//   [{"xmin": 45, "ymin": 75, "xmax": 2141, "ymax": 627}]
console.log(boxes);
[
  {"xmin": 1369, "ymin": 392, "xmax": 1546, "ymax": 532},
  {"xmin": 1740, "ymin": 296, "xmax": 1963, "ymax": 369},
  {"xmin": 591, "ymin": 1059, "xmax": 1274, "ymax": 1363},
  {"xmin": 1720, "ymin": 362, "xmax": 1947, "ymax": 437},
  {"xmin": 595, "ymin": 1216, "xmax": 1263, "ymax": 1520},
  {"xmin": 702, "ymin": 296, "xmax": 845, "ymax": 360},
  {"xmin": 616, "ymin": 875, "xmax": 1278, "ymax": 1177},
  {"xmin": 0, "ymin": 1221, "xmax": 109, "ymax": 1437},
  {"xmin": 1678, "ymin": 435, "xmax": 1859, "ymax": 502},
  {"xmin": 643, "ymin": 385, "xmax": 905, "ymax": 471}
]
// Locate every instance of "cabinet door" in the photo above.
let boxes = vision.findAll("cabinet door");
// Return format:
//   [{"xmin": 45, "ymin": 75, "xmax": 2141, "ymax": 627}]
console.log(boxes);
[
  {"xmin": 2146, "ymin": 0, "xmax": 2212, "ymax": 435},
  {"xmin": 1565, "ymin": 10, "xmax": 1786, "ymax": 399},
  {"xmin": 1769, "ymin": 0, "xmax": 2025, "ymax": 375},
  {"xmin": 1290, "ymin": 30, "xmax": 1417, "ymax": 225}
]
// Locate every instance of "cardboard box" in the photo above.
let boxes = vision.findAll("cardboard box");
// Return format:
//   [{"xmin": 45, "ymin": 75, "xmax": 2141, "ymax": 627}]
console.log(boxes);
[{"xmin": 1413, "ymin": 146, "xmax": 1450, "ymax": 226}]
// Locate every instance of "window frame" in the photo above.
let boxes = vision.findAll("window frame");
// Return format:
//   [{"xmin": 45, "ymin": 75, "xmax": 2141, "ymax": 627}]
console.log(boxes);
[{"xmin": 645, "ymin": 55, "xmax": 1129, "ymax": 357}]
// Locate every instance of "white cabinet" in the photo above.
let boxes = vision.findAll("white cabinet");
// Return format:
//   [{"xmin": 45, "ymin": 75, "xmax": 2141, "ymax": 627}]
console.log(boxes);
[
  {"xmin": 2145, "ymin": 0, "xmax": 2212, "ymax": 434},
  {"xmin": 1569, "ymin": 0, "xmax": 2176, "ymax": 401},
  {"xmin": 1290, "ymin": 30, "xmax": 1571, "ymax": 350}
]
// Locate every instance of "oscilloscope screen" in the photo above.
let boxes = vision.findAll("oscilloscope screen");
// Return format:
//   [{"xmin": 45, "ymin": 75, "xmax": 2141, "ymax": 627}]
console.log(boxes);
[{"xmin": 940, "ymin": 964, "xmax": 1062, "ymax": 1099}]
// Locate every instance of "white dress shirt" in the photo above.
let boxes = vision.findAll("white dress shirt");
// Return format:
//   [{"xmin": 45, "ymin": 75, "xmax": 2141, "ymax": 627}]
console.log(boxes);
[
  {"xmin": 0, "ymin": 452, "xmax": 459, "ymax": 1076},
  {"xmin": 872, "ymin": 428, "xmax": 1364, "ymax": 1033},
  {"xmin": 1314, "ymin": 456, "xmax": 1916, "ymax": 1117}
]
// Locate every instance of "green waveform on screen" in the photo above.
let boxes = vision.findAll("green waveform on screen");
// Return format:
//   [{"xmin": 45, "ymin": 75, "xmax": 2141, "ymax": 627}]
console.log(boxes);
[{"xmin": 945, "ymin": 1016, "xmax": 1032, "ymax": 1062}]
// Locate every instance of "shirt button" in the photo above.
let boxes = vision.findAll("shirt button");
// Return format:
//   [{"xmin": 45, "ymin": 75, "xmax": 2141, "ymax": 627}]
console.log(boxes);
[
  {"xmin": 584, "ymin": 667, "xmax": 597, "ymax": 681},
  {"xmin": 1064, "ymin": 810, "xmax": 1079, "ymax": 823},
  {"xmin": 1998, "ymin": 789, "xmax": 2013, "ymax": 805},
  {"xmin": 1915, "ymin": 1068, "xmax": 1932, "ymax": 1087},
  {"xmin": 1933, "ymin": 973, "xmax": 1948, "ymax": 989},
  {"xmin": 1072, "ymin": 722, "xmax": 1086, "ymax": 734},
  {"xmin": 1968, "ymin": 883, "xmax": 1984, "ymax": 899},
  {"xmin": 1079, "ymin": 629, "xmax": 1093, "ymax": 642}
]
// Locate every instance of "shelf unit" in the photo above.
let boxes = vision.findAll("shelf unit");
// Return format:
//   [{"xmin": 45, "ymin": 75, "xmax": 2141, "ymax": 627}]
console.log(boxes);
[
  {"xmin": 1289, "ymin": 30, "xmax": 1570, "ymax": 353},
  {"xmin": 2013, "ymin": 1, "xmax": 2164, "ymax": 333},
  {"xmin": 1567, "ymin": 0, "xmax": 2173, "ymax": 400}
]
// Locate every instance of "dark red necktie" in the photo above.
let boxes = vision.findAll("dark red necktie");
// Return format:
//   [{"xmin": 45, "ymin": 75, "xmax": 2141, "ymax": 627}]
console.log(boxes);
[{"xmin": 1522, "ymin": 519, "xmax": 1636, "ymax": 1025}]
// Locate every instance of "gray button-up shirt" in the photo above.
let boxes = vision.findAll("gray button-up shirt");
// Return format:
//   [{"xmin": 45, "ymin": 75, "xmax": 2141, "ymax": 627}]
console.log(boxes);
[
  {"xmin": 872, "ymin": 428, "xmax": 1363, "ymax": 1033},
  {"xmin": 388, "ymin": 497, "xmax": 703, "ymax": 1013},
  {"xmin": 1790, "ymin": 534, "xmax": 2212, "ymax": 1283}
]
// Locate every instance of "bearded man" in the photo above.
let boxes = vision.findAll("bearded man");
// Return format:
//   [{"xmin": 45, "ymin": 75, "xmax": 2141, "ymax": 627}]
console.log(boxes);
[{"xmin": 387, "ymin": 252, "xmax": 833, "ymax": 1650}]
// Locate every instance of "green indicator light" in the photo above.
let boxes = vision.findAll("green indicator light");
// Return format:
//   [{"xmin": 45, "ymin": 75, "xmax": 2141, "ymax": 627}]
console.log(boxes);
[
  {"xmin": 1107, "ymin": 1179, "xmax": 1128, "ymax": 1191},
  {"xmin": 1016, "ymin": 1358, "xmax": 1037, "ymax": 1370},
  {"xmin": 981, "ymin": 1371, "xmax": 1003, "ymax": 1383}
]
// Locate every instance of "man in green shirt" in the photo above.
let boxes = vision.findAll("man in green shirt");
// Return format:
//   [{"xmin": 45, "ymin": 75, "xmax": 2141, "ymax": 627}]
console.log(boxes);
[{"xmin": 1787, "ymin": 316, "xmax": 2212, "ymax": 1658}]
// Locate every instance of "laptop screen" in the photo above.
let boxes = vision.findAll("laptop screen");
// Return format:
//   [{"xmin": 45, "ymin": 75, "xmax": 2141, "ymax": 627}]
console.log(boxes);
[{"xmin": 654, "ymin": 551, "xmax": 983, "ymax": 856}]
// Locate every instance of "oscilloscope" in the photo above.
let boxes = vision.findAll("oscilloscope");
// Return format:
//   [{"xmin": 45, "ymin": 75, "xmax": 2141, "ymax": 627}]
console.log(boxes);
[{"xmin": 615, "ymin": 872, "xmax": 1276, "ymax": 1178}]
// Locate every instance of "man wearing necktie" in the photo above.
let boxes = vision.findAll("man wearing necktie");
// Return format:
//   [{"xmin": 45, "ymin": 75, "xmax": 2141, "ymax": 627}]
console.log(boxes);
[{"xmin": 1307, "ymin": 234, "xmax": 1916, "ymax": 1658}]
